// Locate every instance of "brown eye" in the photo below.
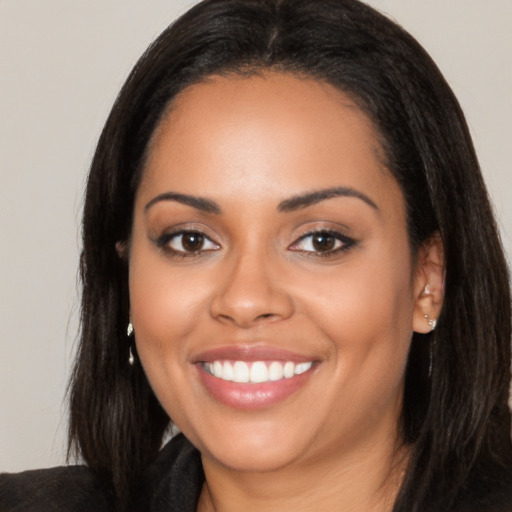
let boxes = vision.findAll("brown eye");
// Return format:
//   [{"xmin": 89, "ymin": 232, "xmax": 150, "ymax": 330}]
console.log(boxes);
[
  {"xmin": 311, "ymin": 233, "xmax": 336, "ymax": 252},
  {"xmin": 289, "ymin": 229, "xmax": 355, "ymax": 256},
  {"xmin": 166, "ymin": 231, "xmax": 220, "ymax": 253},
  {"xmin": 181, "ymin": 232, "xmax": 204, "ymax": 251}
]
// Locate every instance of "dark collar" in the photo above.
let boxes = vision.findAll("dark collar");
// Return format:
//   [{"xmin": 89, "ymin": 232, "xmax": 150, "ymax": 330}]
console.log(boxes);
[{"xmin": 147, "ymin": 434, "xmax": 204, "ymax": 512}]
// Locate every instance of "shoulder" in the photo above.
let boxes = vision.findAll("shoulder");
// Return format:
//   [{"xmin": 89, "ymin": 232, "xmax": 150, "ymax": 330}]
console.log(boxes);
[
  {"xmin": 0, "ymin": 434, "xmax": 203, "ymax": 512},
  {"xmin": 0, "ymin": 464, "xmax": 111, "ymax": 512}
]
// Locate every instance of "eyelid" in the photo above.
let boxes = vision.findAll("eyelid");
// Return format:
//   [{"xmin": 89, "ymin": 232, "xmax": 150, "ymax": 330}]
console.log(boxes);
[
  {"xmin": 288, "ymin": 229, "xmax": 355, "ymax": 255},
  {"xmin": 170, "ymin": 232, "xmax": 219, "ymax": 252},
  {"xmin": 155, "ymin": 228, "xmax": 221, "ymax": 255}
]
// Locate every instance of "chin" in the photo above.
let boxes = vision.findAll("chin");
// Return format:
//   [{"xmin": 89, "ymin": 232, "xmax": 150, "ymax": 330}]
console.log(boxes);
[
  {"xmin": 185, "ymin": 417, "xmax": 312, "ymax": 473},
  {"xmin": 204, "ymin": 441, "xmax": 306, "ymax": 473}
]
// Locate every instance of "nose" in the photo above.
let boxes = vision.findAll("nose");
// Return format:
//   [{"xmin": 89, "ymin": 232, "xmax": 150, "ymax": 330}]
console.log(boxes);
[{"xmin": 209, "ymin": 251, "xmax": 294, "ymax": 328}]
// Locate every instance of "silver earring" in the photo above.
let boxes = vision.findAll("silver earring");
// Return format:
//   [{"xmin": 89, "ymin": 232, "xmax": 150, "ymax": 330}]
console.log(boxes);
[
  {"xmin": 424, "ymin": 284, "xmax": 431, "ymax": 295},
  {"xmin": 428, "ymin": 340, "xmax": 434, "ymax": 378},
  {"xmin": 424, "ymin": 314, "xmax": 437, "ymax": 330},
  {"xmin": 127, "ymin": 321, "xmax": 135, "ymax": 366}
]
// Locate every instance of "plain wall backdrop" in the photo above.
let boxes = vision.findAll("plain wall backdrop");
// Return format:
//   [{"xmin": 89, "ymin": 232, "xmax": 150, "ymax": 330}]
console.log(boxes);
[{"xmin": 1, "ymin": 0, "xmax": 511, "ymax": 472}]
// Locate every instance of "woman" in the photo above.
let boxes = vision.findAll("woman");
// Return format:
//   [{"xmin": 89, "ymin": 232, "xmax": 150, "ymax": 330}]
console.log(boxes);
[{"xmin": 1, "ymin": 0, "xmax": 511, "ymax": 511}]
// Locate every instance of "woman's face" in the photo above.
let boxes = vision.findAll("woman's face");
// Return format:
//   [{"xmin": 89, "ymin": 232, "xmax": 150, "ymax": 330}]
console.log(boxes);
[{"xmin": 129, "ymin": 73, "xmax": 428, "ymax": 473}]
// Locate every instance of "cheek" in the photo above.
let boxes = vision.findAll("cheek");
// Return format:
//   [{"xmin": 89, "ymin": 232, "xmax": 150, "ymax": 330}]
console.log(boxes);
[
  {"xmin": 302, "ymin": 257, "xmax": 413, "ymax": 339},
  {"xmin": 129, "ymin": 251, "xmax": 210, "ymax": 347},
  {"xmin": 127, "ymin": 251, "xmax": 205, "ymax": 420},
  {"xmin": 297, "ymin": 243, "xmax": 415, "ymax": 383}
]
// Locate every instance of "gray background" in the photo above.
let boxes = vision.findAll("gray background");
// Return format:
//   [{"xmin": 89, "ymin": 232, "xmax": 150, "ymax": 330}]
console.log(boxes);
[{"xmin": 1, "ymin": 0, "xmax": 511, "ymax": 471}]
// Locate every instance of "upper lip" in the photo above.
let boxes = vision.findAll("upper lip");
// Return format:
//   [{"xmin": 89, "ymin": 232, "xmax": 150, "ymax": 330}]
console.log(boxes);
[{"xmin": 192, "ymin": 344, "xmax": 317, "ymax": 363}]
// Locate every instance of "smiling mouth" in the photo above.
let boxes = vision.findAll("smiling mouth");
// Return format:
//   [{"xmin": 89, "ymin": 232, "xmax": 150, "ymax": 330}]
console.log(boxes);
[
  {"xmin": 201, "ymin": 360, "xmax": 314, "ymax": 383},
  {"xmin": 194, "ymin": 346, "xmax": 319, "ymax": 408}
]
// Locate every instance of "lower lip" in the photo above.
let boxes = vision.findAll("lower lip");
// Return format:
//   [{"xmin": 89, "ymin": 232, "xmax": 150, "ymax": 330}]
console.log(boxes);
[{"xmin": 196, "ymin": 365, "xmax": 315, "ymax": 409}]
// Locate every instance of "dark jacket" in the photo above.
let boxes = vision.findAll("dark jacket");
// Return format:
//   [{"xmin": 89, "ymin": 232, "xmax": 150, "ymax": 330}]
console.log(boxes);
[
  {"xmin": 2, "ymin": 434, "xmax": 512, "ymax": 511},
  {"xmin": 0, "ymin": 434, "xmax": 203, "ymax": 512}
]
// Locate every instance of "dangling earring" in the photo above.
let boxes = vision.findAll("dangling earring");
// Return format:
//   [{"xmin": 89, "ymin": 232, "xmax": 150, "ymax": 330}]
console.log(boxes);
[
  {"xmin": 425, "ymin": 315, "xmax": 436, "ymax": 377},
  {"xmin": 422, "ymin": 285, "xmax": 436, "ymax": 328},
  {"xmin": 127, "ymin": 321, "xmax": 135, "ymax": 366},
  {"xmin": 424, "ymin": 314, "xmax": 437, "ymax": 331},
  {"xmin": 423, "ymin": 287, "xmax": 436, "ymax": 377},
  {"xmin": 428, "ymin": 340, "xmax": 434, "ymax": 378}
]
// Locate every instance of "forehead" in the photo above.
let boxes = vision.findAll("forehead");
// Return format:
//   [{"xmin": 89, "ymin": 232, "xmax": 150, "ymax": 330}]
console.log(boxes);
[{"xmin": 138, "ymin": 72, "xmax": 401, "ymax": 214}]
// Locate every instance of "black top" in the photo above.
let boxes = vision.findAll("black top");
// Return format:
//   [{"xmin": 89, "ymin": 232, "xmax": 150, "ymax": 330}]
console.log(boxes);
[
  {"xmin": 0, "ymin": 434, "xmax": 204, "ymax": 512},
  {"xmin": 2, "ymin": 434, "xmax": 512, "ymax": 511}
]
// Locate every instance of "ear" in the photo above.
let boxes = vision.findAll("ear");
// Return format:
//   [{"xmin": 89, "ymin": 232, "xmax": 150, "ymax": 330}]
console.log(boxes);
[
  {"xmin": 115, "ymin": 240, "xmax": 129, "ymax": 261},
  {"xmin": 412, "ymin": 232, "xmax": 445, "ymax": 334}
]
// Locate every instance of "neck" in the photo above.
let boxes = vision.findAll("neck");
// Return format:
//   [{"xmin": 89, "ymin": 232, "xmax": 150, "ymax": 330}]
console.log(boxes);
[{"xmin": 197, "ymin": 438, "xmax": 409, "ymax": 512}]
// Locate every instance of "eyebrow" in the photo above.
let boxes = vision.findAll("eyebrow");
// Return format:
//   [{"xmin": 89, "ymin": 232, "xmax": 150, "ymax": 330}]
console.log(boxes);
[
  {"xmin": 145, "ymin": 192, "xmax": 222, "ymax": 214},
  {"xmin": 277, "ymin": 187, "xmax": 378, "ymax": 212},
  {"xmin": 144, "ymin": 186, "xmax": 378, "ymax": 215}
]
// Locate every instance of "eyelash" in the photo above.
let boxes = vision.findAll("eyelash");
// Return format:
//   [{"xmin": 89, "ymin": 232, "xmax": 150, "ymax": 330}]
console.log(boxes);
[
  {"xmin": 155, "ymin": 228, "xmax": 355, "ymax": 259},
  {"xmin": 155, "ymin": 230, "xmax": 220, "ymax": 258},
  {"xmin": 288, "ymin": 229, "xmax": 356, "ymax": 258}
]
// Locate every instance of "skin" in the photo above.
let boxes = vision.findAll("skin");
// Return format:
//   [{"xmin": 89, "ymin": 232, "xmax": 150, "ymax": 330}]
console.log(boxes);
[{"xmin": 128, "ymin": 73, "xmax": 444, "ymax": 512}]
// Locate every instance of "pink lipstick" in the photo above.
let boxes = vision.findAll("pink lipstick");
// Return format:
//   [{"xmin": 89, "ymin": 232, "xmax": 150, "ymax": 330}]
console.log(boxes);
[{"xmin": 193, "ymin": 346, "xmax": 318, "ymax": 409}]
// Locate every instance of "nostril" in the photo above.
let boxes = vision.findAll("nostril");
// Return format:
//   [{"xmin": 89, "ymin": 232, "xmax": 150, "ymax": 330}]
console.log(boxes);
[
  {"xmin": 209, "ymin": 282, "xmax": 294, "ymax": 327},
  {"xmin": 256, "ymin": 313, "xmax": 276, "ymax": 320}
]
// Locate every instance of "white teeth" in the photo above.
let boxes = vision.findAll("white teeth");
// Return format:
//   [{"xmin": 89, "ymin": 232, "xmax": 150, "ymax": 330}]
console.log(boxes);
[
  {"xmin": 268, "ymin": 361, "xmax": 284, "ymax": 381},
  {"xmin": 295, "ymin": 362, "xmax": 313, "ymax": 375},
  {"xmin": 205, "ymin": 360, "xmax": 313, "ymax": 383},
  {"xmin": 222, "ymin": 361, "xmax": 234, "ymax": 381},
  {"xmin": 250, "ymin": 361, "xmax": 268, "ymax": 383},
  {"xmin": 213, "ymin": 361, "xmax": 223, "ymax": 378},
  {"xmin": 283, "ymin": 361, "xmax": 295, "ymax": 379},
  {"xmin": 233, "ymin": 361, "xmax": 249, "ymax": 383}
]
